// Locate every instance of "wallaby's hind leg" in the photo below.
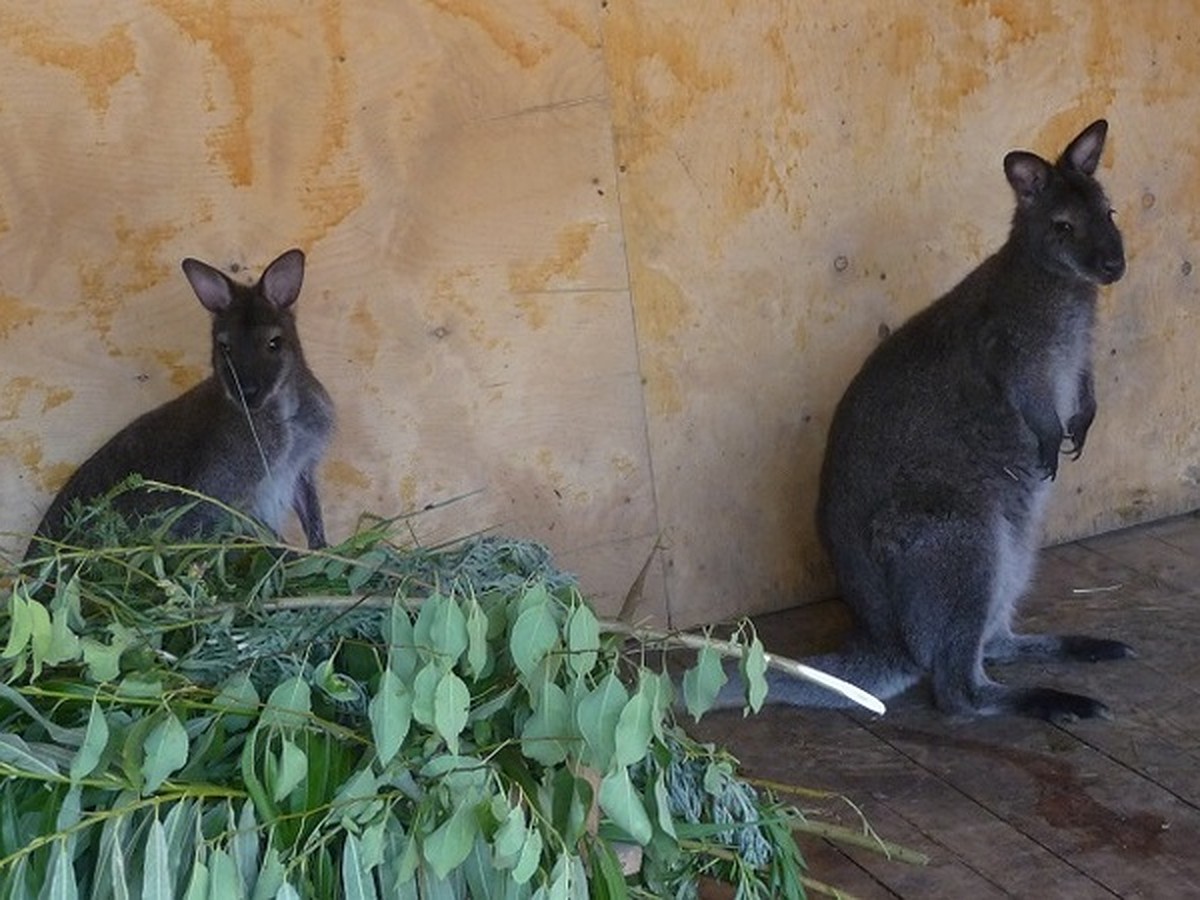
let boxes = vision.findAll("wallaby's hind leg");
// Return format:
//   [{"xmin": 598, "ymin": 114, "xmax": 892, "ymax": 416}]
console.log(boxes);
[{"xmin": 889, "ymin": 526, "xmax": 1113, "ymax": 722}]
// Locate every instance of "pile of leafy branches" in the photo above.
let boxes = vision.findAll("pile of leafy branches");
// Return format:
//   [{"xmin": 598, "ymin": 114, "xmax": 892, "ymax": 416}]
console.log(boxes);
[{"xmin": 0, "ymin": 485, "xmax": 916, "ymax": 899}]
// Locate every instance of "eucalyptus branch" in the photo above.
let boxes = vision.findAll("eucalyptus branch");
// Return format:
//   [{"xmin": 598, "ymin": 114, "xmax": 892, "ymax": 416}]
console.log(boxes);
[
  {"xmin": 257, "ymin": 594, "xmax": 886, "ymax": 714},
  {"xmin": 788, "ymin": 818, "xmax": 929, "ymax": 865},
  {"xmin": 599, "ymin": 621, "xmax": 886, "ymax": 715}
]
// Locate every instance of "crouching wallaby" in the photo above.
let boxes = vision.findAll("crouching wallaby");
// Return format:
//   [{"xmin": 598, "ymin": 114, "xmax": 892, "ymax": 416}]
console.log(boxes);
[
  {"xmin": 31, "ymin": 248, "xmax": 334, "ymax": 551},
  {"xmin": 739, "ymin": 120, "xmax": 1129, "ymax": 722}
]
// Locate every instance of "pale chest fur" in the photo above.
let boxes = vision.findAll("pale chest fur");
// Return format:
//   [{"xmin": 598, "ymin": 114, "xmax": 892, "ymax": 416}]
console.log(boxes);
[
  {"xmin": 1045, "ymin": 300, "xmax": 1095, "ymax": 427},
  {"xmin": 246, "ymin": 382, "xmax": 333, "ymax": 532}
]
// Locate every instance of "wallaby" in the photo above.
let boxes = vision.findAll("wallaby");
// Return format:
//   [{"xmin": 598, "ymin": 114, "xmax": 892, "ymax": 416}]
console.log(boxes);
[
  {"xmin": 31, "ymin": 248, "xmax": 335, "ymax": 551},
  {"xmin": 731, "ymin": 120, "xmax": 1129, "ymax": 722}
]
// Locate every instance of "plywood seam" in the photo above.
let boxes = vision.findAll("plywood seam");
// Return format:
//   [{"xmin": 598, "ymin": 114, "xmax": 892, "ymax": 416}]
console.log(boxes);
[{"xmin": 595, "ymin": 5, "xmax": 671, "ymax": 626}]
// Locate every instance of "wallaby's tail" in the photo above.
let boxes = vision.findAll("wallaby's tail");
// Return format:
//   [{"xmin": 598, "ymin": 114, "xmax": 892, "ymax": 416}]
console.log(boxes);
[{"xmin": 712, "ymin": 647, "xmax": 920, "ymax": 713}]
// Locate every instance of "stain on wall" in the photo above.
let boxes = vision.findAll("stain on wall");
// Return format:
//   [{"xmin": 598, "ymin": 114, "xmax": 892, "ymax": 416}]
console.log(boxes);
[{"xmin": 2, "ymin": 1, "xmax": 1198, "ymax": 631}]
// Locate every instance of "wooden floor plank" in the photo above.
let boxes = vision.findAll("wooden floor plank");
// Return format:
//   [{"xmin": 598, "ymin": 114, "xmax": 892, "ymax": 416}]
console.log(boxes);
[
  {"xmin": 862, "ymin": 716, "xmax": 1200, "ymax": 898},
  {"xmin": 688, "ymin": 514, "xmax": 1200, "ymax": 897}
]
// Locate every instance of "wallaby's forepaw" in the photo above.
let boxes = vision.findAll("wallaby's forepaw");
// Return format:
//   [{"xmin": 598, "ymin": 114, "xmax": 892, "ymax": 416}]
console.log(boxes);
[
  {"xmin": 1061, "ymin": 436, "xmax": 1085, "ymax": 461},
  {"xmin": 1038, "ymin": 452, "xmax": 1059, "ymax": 481},
  {"xmin": 1064, "ymin": 411, "xmax": 1093, "ymax": 459},
  {"xmin": 1016, "ymin": 687, "xmax": 1111, "ymax": 723},
  {"xmin": 1060, "ymin": 635, "xmax": 1135, "ymax": 662}
]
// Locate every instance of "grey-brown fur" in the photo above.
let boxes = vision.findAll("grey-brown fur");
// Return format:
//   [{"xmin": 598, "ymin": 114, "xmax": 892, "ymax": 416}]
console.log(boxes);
[
  {"xmin": 731, "ymin": 121, "xmax": 1130, "ymax": 721},
  {"xmin": 32, "ymin": 248, "xmax": 334, "ymax": 550}
]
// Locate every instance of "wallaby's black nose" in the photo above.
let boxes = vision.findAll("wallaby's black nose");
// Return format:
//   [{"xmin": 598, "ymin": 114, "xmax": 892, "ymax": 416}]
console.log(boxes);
[{"xmin": 1100, "ymin": 256, "xmax": 1126, "ymax": 284}]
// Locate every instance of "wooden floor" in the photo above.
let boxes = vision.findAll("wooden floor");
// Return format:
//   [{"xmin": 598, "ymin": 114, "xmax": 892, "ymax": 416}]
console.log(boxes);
[{"xmin": 691, "ymin": 512, "xmax": 1200, "ymax": 899}]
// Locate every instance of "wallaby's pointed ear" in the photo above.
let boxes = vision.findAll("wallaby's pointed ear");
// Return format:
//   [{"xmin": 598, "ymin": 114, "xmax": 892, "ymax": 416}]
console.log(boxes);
[
  {"xmin": 261, "ymin": 249, "xmax": 305, "ymax": 310},
  {"xmin": 1059, "ymin": 119, "xmax": 1108, "ymax": 176},
  {"xmin": 1004, "ymin": 151, "xmax": 1052, "ymax": 206},
  {"xmin": 182, "ymin": 258, "xmax": 234, "ymax": 313}
]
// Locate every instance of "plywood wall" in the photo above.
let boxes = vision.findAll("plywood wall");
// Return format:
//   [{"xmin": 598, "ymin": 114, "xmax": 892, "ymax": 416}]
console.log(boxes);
[{"xmin": 2, "ymin": 1, "xmax": 1198, "ymax": 628}]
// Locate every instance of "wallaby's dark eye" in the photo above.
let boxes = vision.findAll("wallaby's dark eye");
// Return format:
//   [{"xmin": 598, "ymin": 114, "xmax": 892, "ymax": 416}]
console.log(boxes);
[
  {"xmin": 1052, "ymin": 220, "xmax": 1074, "ymax": 235},
  {"xmin": 267, "ymin": 336, "xmax": 282, "ymax": 353},
  {"xmin": 216, "ymin": 334, "xmax": 230, "ymax": 351}
]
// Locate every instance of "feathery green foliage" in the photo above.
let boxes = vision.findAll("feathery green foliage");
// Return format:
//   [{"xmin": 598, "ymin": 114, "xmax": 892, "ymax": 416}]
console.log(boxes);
[{"xmin": 0, "ymin": 483, "xmax": 911, "ymax": 899}]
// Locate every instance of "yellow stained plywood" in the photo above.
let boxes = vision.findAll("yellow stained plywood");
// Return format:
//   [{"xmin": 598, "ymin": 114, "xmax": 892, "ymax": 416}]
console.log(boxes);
[
  {"xmin": 0, "ymin": 1, "xmax": 663, "ymax": 618},
  {"xmin": 3, "ymin": 1, "xmax": 1200, "ymax": 629},
  {"xmin": 602, "ymin": 2, "xmax": 1200, "ymax": 625}
]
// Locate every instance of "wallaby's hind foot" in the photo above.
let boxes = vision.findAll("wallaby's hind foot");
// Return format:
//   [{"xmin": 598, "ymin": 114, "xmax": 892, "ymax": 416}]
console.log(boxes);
[
  {"xmin": 932, "ymin": 669, "xmax": 1112, "ymax": 722},
  {"xmin": 985, "ymin": 633, "xmax": 1135, "ymax": 664},
  {"xmin": 1057, "ymin": 635, "xmax": 1135, "ymax": 662},
  {"xmin": 992, "ymin": 686, "xmax": 1112, "ymax": 723}
]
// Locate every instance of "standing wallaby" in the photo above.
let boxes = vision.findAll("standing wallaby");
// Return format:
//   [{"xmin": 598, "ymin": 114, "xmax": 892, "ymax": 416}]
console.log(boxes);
[
  {"xmin": 32, "ymin": 248, "xmax": 334, "ymax": 550},
  {"xmin": 742, "ymin": 120, "xmax": 1129, "ymax": 722}
]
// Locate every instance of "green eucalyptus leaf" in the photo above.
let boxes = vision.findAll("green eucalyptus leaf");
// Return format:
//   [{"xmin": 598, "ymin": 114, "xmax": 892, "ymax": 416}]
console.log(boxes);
[
  {"xmin": 1, "ymin": 588, "xmax": 32, "ymax": 659},
  {"xmin": 162, "ymin": 800, "xmax": 198, "ymax": 894},
  {"xmin": 0, "ymin": 682, "xmax": 85, "ymax": 746},
  {"xmin": 492, "ymin": 803, "xmax": 527, "ymax": 868},
  {"xmin": 411, "ymin": 662, "xmax": 441, "ymax": 728},
  {"xmin": 250, "ymin": 847, "xmax": 286, "ymax": 900},
  {"xmin": 68, "ymin": 700, "xmax": 109, "ymax": 781},
  {"xmin": 141, "ymin": 712, "xmax": 189, "ymax": 795},
  {"xmin": 549, "ymin": 768, "xmax": 591, "ymax": 848},
  {"xmin": 259, "ymin": 676, "xmax": 311, "ymax": 730},
  {"xmin": 586, "ymin": 838, "xmax": 627, "ymax": 900},
  {"xmin": 27, "ymin": 597, "xmax": 52, "ymax": 678},
  {"xmin": 510, "ymin": 604, "xmax": 560, "ymax": 682},
  {"xmin": 213, "ymin": 672, "xmax": 260, "ymax": 733},
  {"xmin": 464, "ymin": 598, "xmax": 489, "ymax": 679},
  {"xmin": 514, "ymin": 582, "xmax": 552, "ymax": 618},
  {"xmin": 117, "ymin": 674, "xmax": 164, "ymax": 700},
  {"xmin": 342, "ymin": 834, "xmax": 379, "ymax": 900},
  {"xmin": 565, "ymin": 605, "xmax": 600, "ymax": 677},
  {"xmin": 653, "ymin": 771, "xmax": 678, "ymax": 840},
  {"xmin": 433, "ymin": 671, "xmax": 470, "ymax": 754},
  {"xmin": 547, "ymin": 854, "xmax": 575, "ymax": 900},
  {"xmin": 613, "ymin": 690, "xmax": 653, "ymax": 768},
  {"xmin": 346, "ymin": 548, "xmax": 388, "ymax": 594},
  {"xmin": 598, "ymin": 767, "xmax": 653, "ymax": 846},
  {"xmin": 741, "ymin": 635, "xmax": 769, "ymax": 713},
  {"xmin": 0, "ymin": 732, "xmax": 59, "ymax": 778},
  {"xmin": 233, "ymin": 799, "xmax": 260, "ymax": 884},
  {"xmin": 143, "ymin": 817, "xmax": 171, "ymax": 900},
  {"xmin": 80, "ymin": 630, "xmax": 128, "ymax": 684},
  {"xmin": 461, "ymin": 835, "xmax": 502, "ymax": 900},
  {"xmin": 414, "ymin": 593, "xmax": 468, "ymax": 667},
  {"xmin": 576, "ymin": 673, "xmax": 627, "ymax": 772},
  {"xmin": 358, "ymin": 817, "xmax": 387, "ymax": 870},
  {"xmin": 333, "ymin": 768, "xmax": 381, "ymax": 825},
  {"xmin": 422, "ymin": 802, "xmax": 477, "ymax": 880},
  {"xmin": 43, "ymin": 606, "xmax": 81, "ymax": 667},
  {"xmin": 368, "ymin": 669, "xmax": 412, "ymax": 766},
  {"xmin": 640, "ymin": 670, "xmax": 674, "ymax": 742},
  {"xmin": 418, "ymin": 755, "xmax": 488, "ymax": 800},
  {"xmin": 520, "ymin": 681, "xmax": 570, "ymax": 766},
  {"xmin": 510, "ymin": 825, "xmax": 543, "ymax": 885},
  {"xmin": 45, "ymin": 838, "xmax": 78, "ymax": 900},
  {"xmin": 682, "ymin": 643, "xmax": 728, "ymax": 721},
  {"xmin": 208, "ymin": 847, "xmax": 245, "ymax": 900},
  {"xmin": 386, "ymin": 602, "xmax": 417, "ymax": 683}
]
